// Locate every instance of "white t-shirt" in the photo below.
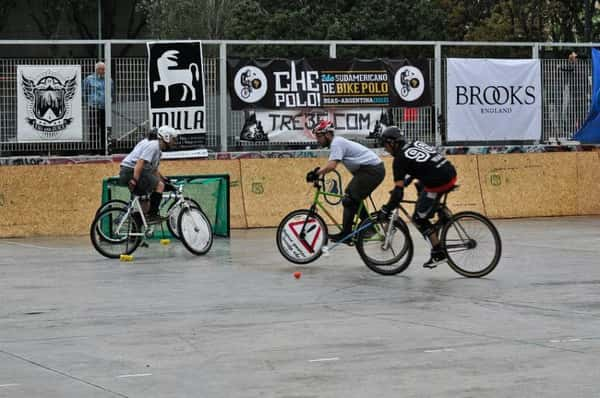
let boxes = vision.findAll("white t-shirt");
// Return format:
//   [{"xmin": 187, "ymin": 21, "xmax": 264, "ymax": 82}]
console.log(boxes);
[
  {"xmin": 328, "ymin": 136, "xmax": 382, "ymax": 173},
  {"xmin": 120, "ymin": 139, "xmax": 161, "ymax": 172}
]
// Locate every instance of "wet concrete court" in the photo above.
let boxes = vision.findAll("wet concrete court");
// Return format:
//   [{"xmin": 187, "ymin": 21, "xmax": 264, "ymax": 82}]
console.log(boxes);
[{"xmin": 0, "ymin": 216, "xmax": 599, "ymax": 397}]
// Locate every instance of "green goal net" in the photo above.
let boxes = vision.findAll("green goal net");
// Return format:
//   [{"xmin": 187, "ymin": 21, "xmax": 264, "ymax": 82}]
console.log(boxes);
[{"xmin": 101, "ymin": 174, "xmax": 230, "ymax": 238}]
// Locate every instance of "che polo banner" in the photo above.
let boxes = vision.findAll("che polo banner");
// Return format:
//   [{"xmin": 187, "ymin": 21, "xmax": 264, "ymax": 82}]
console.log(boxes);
[
  {"xmin": 238, "ymin": 108, "xmax": 393, "ymax": 142},
  {"xmin": 17, "ymin": 65, "xmax": 82, "ymax": 141},
  {"xmin": 228, "ymin": 58, "xmax": 431, "ymax": 110},
  {"xmin": 147, "ymin": 41, "xmax": 206, "ymax": 135},
  {"xmin": 446, "ymin": 58, "xmax": 542, "ymax": 142}
]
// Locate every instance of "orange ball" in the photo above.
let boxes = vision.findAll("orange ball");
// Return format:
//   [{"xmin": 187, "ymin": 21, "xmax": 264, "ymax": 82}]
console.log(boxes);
[{"xmin": 293, "ymin": 271, "xmax": 302, "ymax": 279}]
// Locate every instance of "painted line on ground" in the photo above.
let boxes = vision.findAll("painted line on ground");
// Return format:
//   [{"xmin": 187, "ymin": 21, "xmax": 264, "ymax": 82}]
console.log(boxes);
[
  {"xmin": 424, "ymin": 348, "xmax": 456, "ymax": 353},
  {"xmin": 308, "ymin": 357, "xmax": 339, "ymax": 363},
  {"xmin": 0, "ymin": 384, "xmax": 20, "ymax": 387},
  {"xmin": 550, "ymin": 338, "xmax": 582, "ymax": 343},
  {"xmin": 117, "ymin": 373, "xmax": 152, "ymax": 378}
]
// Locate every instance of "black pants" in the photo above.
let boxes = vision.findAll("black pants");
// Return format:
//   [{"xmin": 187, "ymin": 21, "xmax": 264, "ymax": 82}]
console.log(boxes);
[
  {"xmin": 341, "ymin": 163, "xmax": 386, "ymax": 233},
  {"xmin": 90, "ymin": 107, "xmax": 106, "ymax": 153}
]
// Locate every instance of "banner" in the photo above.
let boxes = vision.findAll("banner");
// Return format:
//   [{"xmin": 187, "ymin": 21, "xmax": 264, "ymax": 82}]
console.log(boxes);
[
  {"xmin": 446, "ymin": 58, "xmax": 541, "ymax": 142},
  {"xmin": 147, "ymin": 41, "xmax": 206, "ymax": 134},
  {"xmin": 239, "ymin": 108, "xmax": 392, "ymax": 142},
  {"xmin": 573, "ymin": 48, "xmax": 600, "ymax": 143},
  {"xmin": 17, "ymin": 65, "xmax": 82, "ymax": 141},
  {"xmin": 228, "ymin": 58, "xmax": 431, "ymax": 110}
]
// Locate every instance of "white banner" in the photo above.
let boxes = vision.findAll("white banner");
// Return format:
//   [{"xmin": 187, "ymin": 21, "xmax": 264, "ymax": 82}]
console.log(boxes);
[
  {"xmin": 17, "ymin": 65, "xmax": 82, "ymax": 141},
  {"xmin": 239, "ymin": 109, "xmax": 391, "ymax": 142},
  {"xmin": 446, "ymin": 58, "xmax": 541, "ymax": 141}
]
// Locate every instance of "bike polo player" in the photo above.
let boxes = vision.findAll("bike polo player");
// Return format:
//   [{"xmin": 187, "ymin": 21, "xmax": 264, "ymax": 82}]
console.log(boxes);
[
  {"xmin": 118, "ymin": 125, "xmax": 178, "ymax": 223},
  {"xmin": 306, "ymin": 119, "xmax": 385, "ymax": 244},
  {"xmin": 378, "ymin": 126, "xmax": 457, "ymax": 268}
]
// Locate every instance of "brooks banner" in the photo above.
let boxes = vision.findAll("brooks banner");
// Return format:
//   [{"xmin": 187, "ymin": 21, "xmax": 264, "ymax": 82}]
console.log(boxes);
[
  {"xmin": 147, "ymin": 41, "xmax": 206, "ymax": 134},
  {"xmin": 17, "ymin": 65, "xmax": 82, "ymax": 142},
  {"xmin": 573, "ymin": 48, "xmax": 600, "ymax": 143},
  {"xmin": 238, "ymin": 108, "xmax": 392, "ymax": 142},
  {"xmin": 228, "ymin": 58, "xmax": 431, "ymax": 110},
  {"xmin": 446, "ymin": 58, "xmax": 541, "ymax": 142}
]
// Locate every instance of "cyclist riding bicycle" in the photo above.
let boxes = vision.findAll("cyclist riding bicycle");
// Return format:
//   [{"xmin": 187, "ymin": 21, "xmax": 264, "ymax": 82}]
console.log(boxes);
[
  {"xmin": 307, "ymin": 119, "xmax": 385, "ymax": 244},
  {"xmin": 118, "ymin": 125, "xmax": 177, "ymax": 223},
  {"xmin": 379, "ymin": 126, "xmax": 457, "ymax": 268}
]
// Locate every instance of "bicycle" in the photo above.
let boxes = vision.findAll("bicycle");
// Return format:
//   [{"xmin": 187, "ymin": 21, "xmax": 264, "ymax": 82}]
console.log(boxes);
[
  {"xmin": 95, "ymin": 180, "xmax": 201, "ymax": 240},
  {"xmin": 275, "ymin": 170, "xmax": 413, "ymax": 275},
  {"xmin": 90, "ymin": 181, "xmax": 213, "ymax": 258},
  {"xmin": 354, "ymin": 184, "xmax": 502, "ymax": 277}
]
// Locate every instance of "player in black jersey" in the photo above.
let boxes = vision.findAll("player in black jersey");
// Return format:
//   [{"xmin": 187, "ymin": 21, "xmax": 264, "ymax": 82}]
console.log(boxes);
[{"xmin": 379, "ymin": 126, "xmax": 457, "ymax": 268}]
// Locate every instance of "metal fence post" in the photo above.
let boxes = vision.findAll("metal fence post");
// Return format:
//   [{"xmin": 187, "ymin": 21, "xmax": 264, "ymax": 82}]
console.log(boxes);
[
  {"xmin": 434, "ymin": 42, "xmax": 442, "ymax": 146},
  {"xmin": 329, "ymin": 43, "xmax": 336, "ymax": 58},
  {"xmin": 219, "ymin": 42, "xmax": 228, "ymax": 153},
  {"xmin": 104, "ymin": 40, "xmax": 112, "ymax": 156}
]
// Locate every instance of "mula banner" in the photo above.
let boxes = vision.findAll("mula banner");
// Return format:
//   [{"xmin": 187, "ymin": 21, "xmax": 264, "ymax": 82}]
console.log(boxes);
[
  {"xmin": 446, "ymin": 58, "xmax": 542, "ymax": 142},
  {"xmin": 147, "ymin": 41, "xmax": 206, "ymax": 134},
  {"xmin": 228, "ymin": 58, "xmax": 431, "ymax": 110},
  {"xmin": 238, "ymin": 108, "xmax": 393, "ymax": 142},
  {"xmin": 17, "ymin": 65, "xmax": 82, "ymax": 142}
]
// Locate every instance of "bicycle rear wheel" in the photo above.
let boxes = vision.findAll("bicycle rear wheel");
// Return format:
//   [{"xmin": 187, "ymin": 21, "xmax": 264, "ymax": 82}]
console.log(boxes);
[
  {"xmin": 90, "ymin": 207, "xmax": 142, "ymax": 259},
  {"xmin": 440, "ymin": 211, "xmax": 502, "ymax": 278},
  {"xmin": 355, "ymin": 216, "xmax": 413, "ymax": 275},
  {"xmin": 167, "ymin": 198, "xmax": 201, "ymax": 239},
  {"xmin": 178, "ymin": 206, "xmax": 213, "ymax": 255},
  {"xmin": 276, "ymin": 209, "xmax": 328, "ymax": 264},
  {"xmin": 95, "ymin": 199, "xmax": 128, "ymax": 216}
]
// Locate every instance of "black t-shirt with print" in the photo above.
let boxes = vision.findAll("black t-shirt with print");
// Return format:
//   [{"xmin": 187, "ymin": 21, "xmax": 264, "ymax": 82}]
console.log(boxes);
[{"xmin": 392, "ymin": 141, "xmax": 456, "ymax": 188}]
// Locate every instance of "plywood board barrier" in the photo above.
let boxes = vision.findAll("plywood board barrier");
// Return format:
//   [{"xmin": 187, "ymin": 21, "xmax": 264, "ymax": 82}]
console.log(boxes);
[
  {"xmin": 160, "ymin": 159, "xmax": 246, "ymax": 228},
  {"xmin": 0, "ymin": 163, "xmax": 119, "ymax": 238},
  {"xmin": 576, "ymin": 151, "xmax": 600, "ymax": 215},
  {"xmin": 478, "ymin": 152, "xmax": 579, "ymax": 218}
]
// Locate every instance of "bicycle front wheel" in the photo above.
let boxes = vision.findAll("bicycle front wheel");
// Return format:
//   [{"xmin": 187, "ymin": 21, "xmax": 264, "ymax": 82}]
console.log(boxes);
[
  {"xmin": 440, "ymin": 211, "xmax": 502, "ymax": 278},
  {"xmin": 178, "ymin": 206, "xmax": 213, "ymax": 255},
  {"xmin": 167, "ymin": 197, "xmax": 201, "ymax": 239},
  {"xmin": 276, "ymin": 209, "xmax": 328, "ymax": 264},
  {"xmin": 90, "ymin": 207, "xmax": 142, "ymax": 259},
  {"xmin": 355, "ymin": 217, "xmax": 413, "ymax": 275}
]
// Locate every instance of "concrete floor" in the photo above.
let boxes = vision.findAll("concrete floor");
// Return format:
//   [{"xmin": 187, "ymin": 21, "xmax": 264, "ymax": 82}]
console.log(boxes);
[{"xmin": 0, "ymin": 216, "xmax": 599, "ymax": 397}]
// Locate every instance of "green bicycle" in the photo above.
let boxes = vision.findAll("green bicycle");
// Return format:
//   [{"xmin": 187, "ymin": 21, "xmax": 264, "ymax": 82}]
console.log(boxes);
[{"xmin": 276, "ymin": 170, "xmax": 414, "ymax": 275}]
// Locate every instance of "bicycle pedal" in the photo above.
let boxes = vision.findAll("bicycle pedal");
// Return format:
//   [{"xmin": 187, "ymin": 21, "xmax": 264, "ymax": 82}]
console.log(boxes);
[{"xmin": 140, "ymin": 242, "xmax": 149, "ymax": 248}]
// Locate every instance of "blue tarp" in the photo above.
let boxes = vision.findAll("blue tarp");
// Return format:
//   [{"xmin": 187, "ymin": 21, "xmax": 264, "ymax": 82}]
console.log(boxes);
[{"xmin": 573, "ymin": 48, "xmax": 600, "ymax": 143}]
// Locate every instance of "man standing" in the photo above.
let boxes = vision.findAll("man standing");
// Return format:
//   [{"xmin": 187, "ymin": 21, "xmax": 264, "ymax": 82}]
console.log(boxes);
[{"xmin": 84, "ymin": 62, "xmax": 114, "ymax": 154}]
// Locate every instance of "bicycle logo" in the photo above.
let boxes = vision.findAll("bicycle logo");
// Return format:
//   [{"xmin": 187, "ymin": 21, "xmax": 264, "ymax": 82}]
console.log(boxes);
[
  {"xmin": 394, "ymin": 66, "xmax": 425, "ymax": 102},
  {"xmin": 234, "ymin": 66, "xmax": 268, "ymax": 103}
]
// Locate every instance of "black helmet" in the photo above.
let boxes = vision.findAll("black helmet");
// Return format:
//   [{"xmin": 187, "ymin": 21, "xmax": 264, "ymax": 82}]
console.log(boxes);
[{"xmin": 380, "ymin": 126, "xmax": 405, "ymax": 147}]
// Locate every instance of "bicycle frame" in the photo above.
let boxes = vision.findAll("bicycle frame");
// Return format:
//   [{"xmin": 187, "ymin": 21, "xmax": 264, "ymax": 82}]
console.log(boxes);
[{"xmin": 296, "ymin": 178, "xmax": 377, "ymax": 251}]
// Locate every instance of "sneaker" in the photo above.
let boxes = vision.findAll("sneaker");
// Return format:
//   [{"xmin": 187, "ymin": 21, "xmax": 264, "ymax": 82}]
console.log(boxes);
[
  {"xmin": 328, "ymin": 232, "xmax": 353, "ymax": 246},
  {"xmin": 423, "ymin": 249, "xmax": 447, "ymax": 269}
]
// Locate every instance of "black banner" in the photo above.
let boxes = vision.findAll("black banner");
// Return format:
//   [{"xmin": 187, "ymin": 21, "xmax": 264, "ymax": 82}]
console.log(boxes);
[
  {"xmin": 147, "ymin": 41, "xmax": 206, "ymax": 133},
  {"xmin": 228, "ymin": 58, "xmax": 431, "ymax": 110}
]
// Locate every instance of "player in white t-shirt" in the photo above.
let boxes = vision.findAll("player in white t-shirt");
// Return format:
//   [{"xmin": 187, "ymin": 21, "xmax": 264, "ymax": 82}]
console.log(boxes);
[
  {"xmin": 307, "ymin": 120, "xmax": 385, "ymax": 243},
  {"xmin": 118, "ymin": 125, "xmax": 177, "ymax": 222}
]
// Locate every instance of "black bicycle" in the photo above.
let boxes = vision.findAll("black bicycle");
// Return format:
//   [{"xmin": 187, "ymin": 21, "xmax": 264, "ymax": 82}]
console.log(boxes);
[{"xmin": 355, "ymin": 184, "xmax": 502, "ymax": 277}]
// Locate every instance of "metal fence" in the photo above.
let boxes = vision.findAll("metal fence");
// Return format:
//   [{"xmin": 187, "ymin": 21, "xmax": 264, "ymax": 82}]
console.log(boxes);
[{"xmin": 0, "ymin": 40, "xmax": 593, "ymax": 156}]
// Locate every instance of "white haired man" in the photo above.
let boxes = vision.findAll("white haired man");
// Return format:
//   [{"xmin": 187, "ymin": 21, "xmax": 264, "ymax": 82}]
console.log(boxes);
[{"xmin": 84, "ymin": 61, "xmax": 114, "ymax": 154}]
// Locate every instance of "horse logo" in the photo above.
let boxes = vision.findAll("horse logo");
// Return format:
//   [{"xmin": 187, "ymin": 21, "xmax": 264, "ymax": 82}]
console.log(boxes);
[{"xmin": 153, "ymin": 50, "xmax": 200, "ymax": 102}]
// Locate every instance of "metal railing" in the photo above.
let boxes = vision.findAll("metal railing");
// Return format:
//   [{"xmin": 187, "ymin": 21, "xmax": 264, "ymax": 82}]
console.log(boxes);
[{"xmin": 0, "ymin": 39, "xmax": 594, "ymax": 155}]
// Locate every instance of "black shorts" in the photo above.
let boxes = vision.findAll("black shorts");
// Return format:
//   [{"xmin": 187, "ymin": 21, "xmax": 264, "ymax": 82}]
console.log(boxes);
[{"xmin": 119, "ymin": 167, "xmax": 159, "ymax": 195}]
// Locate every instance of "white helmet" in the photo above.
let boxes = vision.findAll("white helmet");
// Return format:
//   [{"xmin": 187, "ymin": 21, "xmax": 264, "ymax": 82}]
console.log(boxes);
[{"xmin": 157, "ymin": 125, "xmax": 177, "ymax": 144}]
